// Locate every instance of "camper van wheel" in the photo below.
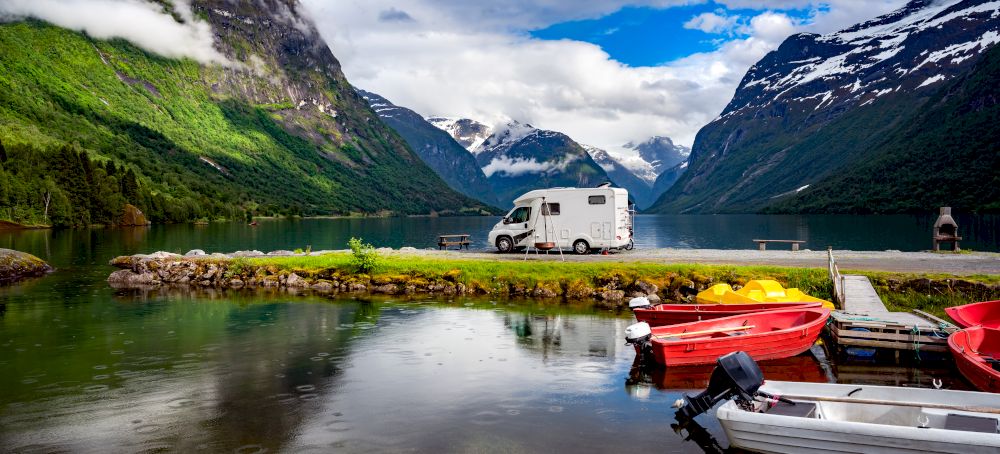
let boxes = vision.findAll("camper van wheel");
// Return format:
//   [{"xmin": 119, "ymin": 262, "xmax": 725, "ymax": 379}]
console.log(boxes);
[
  {"xmin": 625, "ymin": 239, "xmax": 634, "ymax": 251},
  {"xmin": 496, "ymin": 236, "xmax": 514, "ymax": 253},
  {"xmin": 572, "ymin": 240, "xmax": 590, "ymax": 255}
]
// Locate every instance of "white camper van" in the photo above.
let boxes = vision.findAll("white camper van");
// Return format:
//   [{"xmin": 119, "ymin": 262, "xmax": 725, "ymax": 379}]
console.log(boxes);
[{"xmin": 487, "ymin": 187, "xmax": 633, "ymax": 254}]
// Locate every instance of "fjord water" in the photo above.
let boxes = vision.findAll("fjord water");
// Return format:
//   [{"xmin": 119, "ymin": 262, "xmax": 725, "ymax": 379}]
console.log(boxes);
[{"xmin": 0, "ymin": 214, "xmax": 990, "ymax": 452}]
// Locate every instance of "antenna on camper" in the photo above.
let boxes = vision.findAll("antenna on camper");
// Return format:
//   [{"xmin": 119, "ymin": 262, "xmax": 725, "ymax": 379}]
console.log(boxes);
[{"xmin": 596, "ymin": 182, "xmax": 612, "ymax": 188}]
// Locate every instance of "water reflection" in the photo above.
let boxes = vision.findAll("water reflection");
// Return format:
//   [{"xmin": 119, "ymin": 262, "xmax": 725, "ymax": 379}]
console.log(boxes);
[{"xmin": 2, "ymin": 295, "xmax": 704, "ymax": 453}]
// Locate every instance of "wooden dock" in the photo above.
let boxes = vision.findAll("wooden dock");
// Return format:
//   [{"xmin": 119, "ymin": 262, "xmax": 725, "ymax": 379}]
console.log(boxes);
[{"xmin": 827, "ymin": 250, "xmax": 957, "ymax": 354}]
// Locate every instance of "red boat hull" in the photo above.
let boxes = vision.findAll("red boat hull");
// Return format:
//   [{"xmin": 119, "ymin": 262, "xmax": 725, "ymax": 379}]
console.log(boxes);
[
  {"xmin": 646, "ymin": 308, "xmax": 830, "ymax": 366},
  {"xmin": 945, "ymin": 300, "xmax": 1000, "ymax": 329},
  {"xmin": 948, "ymin": 326, "xmax": 1000, "ymax": 393},
  {"xmin": 634, "ymin": 302, "xmax": 822, "ymax": 326},
  {"xmin": 650, "ymin": 354, "xmax": 828, "ymax": 390}
]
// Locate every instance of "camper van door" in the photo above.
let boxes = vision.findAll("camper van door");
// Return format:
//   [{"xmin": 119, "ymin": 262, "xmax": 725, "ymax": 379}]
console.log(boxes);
[{"xmin": 505, "ymin": 204, "xmax": 533, "ymax": 247}]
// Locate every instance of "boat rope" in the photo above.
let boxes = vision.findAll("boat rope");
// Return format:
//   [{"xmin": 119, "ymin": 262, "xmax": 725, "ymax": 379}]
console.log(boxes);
[{"xmin": 912, "ymin": 325, "xmax": 921, "ymax": 361}]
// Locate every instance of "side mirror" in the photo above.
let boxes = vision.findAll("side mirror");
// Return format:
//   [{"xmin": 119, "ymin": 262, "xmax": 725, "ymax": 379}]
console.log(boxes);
[{"xmin": 502, "ymin": 217, "xmax": 511, "ymax": 224}]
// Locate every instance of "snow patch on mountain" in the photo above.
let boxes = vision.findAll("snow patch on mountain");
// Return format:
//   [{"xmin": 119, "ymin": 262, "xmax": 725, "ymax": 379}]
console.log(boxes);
[
  {"xmin": 426, "ymin": 116, "xmax": 493, "ymax": 152},
  {"xmin": 729, "ymin": 0, "xmax": 1000, "ymax": 115}
]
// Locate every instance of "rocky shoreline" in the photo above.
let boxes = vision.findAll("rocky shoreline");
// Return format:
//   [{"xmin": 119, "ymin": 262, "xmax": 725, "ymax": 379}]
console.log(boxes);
[
  {"xmin": 107, "ymin": 249, "xmax": 1000, "ymax": 310},
  {"xmin": 0, "ymin": 249, "xmax": 53, "ymax": 284},
  {"xmin": 107, "ymin": 249, "xmax": 670, "ymax": 307}
]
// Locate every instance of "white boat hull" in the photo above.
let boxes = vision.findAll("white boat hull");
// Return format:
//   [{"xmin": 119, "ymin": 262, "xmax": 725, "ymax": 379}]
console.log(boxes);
[{"xmin": 717, "ymin": 381, "xmax": 1000, "ymax": 454}]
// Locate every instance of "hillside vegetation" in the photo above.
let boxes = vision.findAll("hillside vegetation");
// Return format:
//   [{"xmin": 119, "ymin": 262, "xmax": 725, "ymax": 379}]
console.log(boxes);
[{"xmin": 0, "ymin": 12, "xmax": 488, "ymax": 227}]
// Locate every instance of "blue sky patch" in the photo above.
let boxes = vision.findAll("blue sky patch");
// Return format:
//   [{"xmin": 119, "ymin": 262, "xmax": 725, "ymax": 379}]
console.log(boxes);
[{"xmin": 529, "ymin": 3, "xmax": 816, "ymax": 67}]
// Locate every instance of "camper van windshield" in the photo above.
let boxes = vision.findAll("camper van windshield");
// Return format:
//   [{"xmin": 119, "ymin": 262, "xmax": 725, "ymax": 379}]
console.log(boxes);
[{"xmin": 508, "ymin": 207, "xmax": 531, "ymax": 223}]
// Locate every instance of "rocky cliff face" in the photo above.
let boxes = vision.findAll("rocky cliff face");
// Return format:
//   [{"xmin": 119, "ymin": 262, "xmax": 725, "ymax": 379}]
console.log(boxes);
[
  {"xmin": 649, "ymin": 0, "xmax": 1000, "ymax": 213},
  {"xmin": 358, "ymin": 90, "xmax": 498, "ymax": 206}
]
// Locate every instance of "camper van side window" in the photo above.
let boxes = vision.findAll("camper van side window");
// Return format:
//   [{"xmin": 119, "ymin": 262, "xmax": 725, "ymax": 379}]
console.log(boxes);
[
  {"xmin": 588, "ymin": 195, "xmax": 606, "ymax": 205},
  {"xmin": 509, "ymin": 207, "xmax": 531, "ymax": 223},
  {"xmin": 542, "ymin": 203, "xmax": 560, "ymax": 215}
]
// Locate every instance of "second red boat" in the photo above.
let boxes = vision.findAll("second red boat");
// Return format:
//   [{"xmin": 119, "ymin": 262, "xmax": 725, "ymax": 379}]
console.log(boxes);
[
  {"xmin": 945, "ymin": 300, "xmax": 1000, "ymax": 329},
  {"xmin": 626, "ymin": 308, "xmax": 830, "ymax": 366},
  {"xmin": 632, "ymin": 302, "xmax": 823, "ymax": 326},
  {"xmin": 948, "ymin": 326, "xmax": 1000, "ymax": 393}
]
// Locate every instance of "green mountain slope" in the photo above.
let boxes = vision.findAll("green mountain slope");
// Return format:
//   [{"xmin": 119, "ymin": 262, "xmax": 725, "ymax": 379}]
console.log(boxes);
[
  {"xmin": 0, "ymin": 2, "xmax": 488, "ymax": 226},
  {"xmin": 769, "ymin": 44, "xmax": 1000, "ymax": 213}
]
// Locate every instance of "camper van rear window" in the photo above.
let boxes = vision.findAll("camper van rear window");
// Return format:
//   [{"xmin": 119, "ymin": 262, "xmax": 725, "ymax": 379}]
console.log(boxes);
[
  {"xmin": 588, "ymin": 195, "xmax": 606, "ymax": 205},
  {"xmin": 542, "ymin": 203, "xmax": 561, "ymax": 215}
]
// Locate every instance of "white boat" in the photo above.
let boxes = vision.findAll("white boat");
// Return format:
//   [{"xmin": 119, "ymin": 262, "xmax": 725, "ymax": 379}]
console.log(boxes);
[{"xmin": 717, "ymin": 380, "xmax": 1000, "ymax": 454}]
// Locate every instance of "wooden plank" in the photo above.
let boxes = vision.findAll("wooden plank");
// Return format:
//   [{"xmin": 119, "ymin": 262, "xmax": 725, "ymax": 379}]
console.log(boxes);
[
  {"xmin": 842, "ymin": 275, "xmax": 888, "ymax": 314},
  {"xmin": 913, "ymin": 309, "xmax": 958, "ymax": 330},
  {"xmin": 829, "ymin": 333, "xmax": 949, "ymax": 352},
  {"xmin": 833, "ymin": 329, "xmax": 949, "ymax": 344}
]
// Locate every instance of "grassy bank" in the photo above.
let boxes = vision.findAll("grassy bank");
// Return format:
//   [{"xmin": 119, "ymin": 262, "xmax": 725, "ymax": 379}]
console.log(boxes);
[
  {"xmin": 109, "ymin": 251, "xmax": 1000, "ymax": 319},
  {"xmin": 244, "ymin": 252, "xmax": 835, "ymax": 303}
]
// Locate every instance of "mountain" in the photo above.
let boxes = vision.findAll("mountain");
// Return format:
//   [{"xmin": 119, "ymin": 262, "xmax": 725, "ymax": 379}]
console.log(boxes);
[
  {"xmin": 583, "ymin": 145, "xmax": 656, "ymax": 208},
  {"xmin": 474, "ymin": 121, "xmax": 611, "ymax": 206},
  {"xmin": 649, "ymin": 0, "xmax": 1000, "ymax": 214},
  {"xmin": 426, "ymin": 117, "xmax": 493, "ymax": 151},
  {"xmin": 621, "ymin": 137, "xmax": 690, "ymax": 184},
  {"xmin": 358, "ymin": 90, "xmax": 499, "ymax": 206},
  {"xmin": 769, "ymin": 41, "xmax": 1000, "ymax": 212},
  {"xmin": 0, "ymin": 0, "xmax": 489, "ymax": 227},
  {"xmin": 650, "ymin": 161, "xmax": 688, "ymax": 205}
]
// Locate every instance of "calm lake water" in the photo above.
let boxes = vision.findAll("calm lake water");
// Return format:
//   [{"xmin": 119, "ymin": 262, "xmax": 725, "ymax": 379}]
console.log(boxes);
[{"xmin": 0, "ymin": 214, "xmax": 985, "ymax": 452}]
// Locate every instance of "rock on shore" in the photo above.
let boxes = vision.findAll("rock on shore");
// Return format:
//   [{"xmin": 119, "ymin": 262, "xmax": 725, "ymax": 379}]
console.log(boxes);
[{"xmin": 0, "ymin": 249, "xmax": 52, "ymax": 284}]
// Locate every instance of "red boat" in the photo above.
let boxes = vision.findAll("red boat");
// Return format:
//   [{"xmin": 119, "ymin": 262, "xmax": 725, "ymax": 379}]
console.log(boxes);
[
  {"xmin": 948, "ymin": 326, "xmax": 1000, "ymax": 393},
  {"xmin": 633, "ymin": 302, "xmax": 823, "ymax": 326},
  {"xmin": 638, "ymin": 308, "xmax": 830, "ymax": 366},
  {"xmin": 945, "ymin": 300, "xmax": 1000, "ymax": 329}
]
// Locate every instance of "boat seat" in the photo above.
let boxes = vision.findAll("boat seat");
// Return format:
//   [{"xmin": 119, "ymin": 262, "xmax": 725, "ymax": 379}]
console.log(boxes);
[
  {"xmin": 944, "ymin": 414, "xmax": 999, "ymax": 433},
  {"xmin": 982, "ymin": 356, "xmax": 1000, "ymax": 372},
  {"xmin": 766, "ymin": 401, "xmax": 817, "ymax": 418}
]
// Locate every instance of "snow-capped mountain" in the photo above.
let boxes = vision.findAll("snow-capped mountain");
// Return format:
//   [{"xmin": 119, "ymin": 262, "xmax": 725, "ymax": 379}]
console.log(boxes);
[
  {"xmin": 621, "ymin": 137, "xmax": 690, "ymax": 184},
  {"xmin": 724, "ymin": 0, "xmax": 1000, "ymax": 119},
  {"xmin": 650, "ymin": 0, "xmax": 1000, "ymax": 214},
  {"xmin": 583, "ymin": 145, "xmax": 656, "ymax": 208},
  {"xmin": 472, "ymin": 121, "xmax": 611, "ymax": 206},
  {"xmin": 359, "ymin": 90, "xmax": 499, "ymax": 206},
  {"xmin": 426, "ymin": 117, "xmax": 493, "ymax": 152}
]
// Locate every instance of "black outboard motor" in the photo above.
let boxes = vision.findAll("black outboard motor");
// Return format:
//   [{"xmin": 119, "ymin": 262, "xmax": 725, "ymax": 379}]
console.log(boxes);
[{"xmin": 674, "ymin": 351, "xmax": 764, "ymax": 421}]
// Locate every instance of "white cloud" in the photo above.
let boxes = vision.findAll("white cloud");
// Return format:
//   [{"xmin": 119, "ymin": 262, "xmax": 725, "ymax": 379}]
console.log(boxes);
[
  {"xmin": 481, "ymin": 155, "xmax": 578, "ymax": 177},
  {"xmin": 0, "ymin": 0, "xmax": 231, "ymax": 66},
  {"xmin": 0, "ymin": 0, "xmax": 912, "ymax": 155},
  {"xmin": 684, "ymin": 11, "xmax": 741, "ymax": 35},
  {"xmin": 303, "ymin": 1, "xmax": 909, "ymax": 153}
]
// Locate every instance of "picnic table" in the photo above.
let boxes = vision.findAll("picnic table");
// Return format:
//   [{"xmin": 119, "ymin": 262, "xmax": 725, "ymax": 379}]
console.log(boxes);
[
  {"xmin": 753, "ymin": 239, "xmax": 806, "ymax": 251},
  {"xmin": 438, "ymin": 234, "xmax": 471, "ymax": 250}
]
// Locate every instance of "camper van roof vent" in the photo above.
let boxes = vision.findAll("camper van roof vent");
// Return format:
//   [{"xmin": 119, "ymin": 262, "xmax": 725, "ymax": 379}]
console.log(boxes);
[{"xmin": 596, "ymin": 182, "xmax": 612, "ymax": 188}]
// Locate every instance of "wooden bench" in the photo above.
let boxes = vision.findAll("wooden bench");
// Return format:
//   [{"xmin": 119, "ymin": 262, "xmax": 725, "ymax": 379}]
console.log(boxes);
[
  {"xmin": 438, "ymin": 234, "xmax": 471, "ymax": 250},
  {"xmin": 753, "ymin": 239, "xmax": 806, "ymax": 251}
]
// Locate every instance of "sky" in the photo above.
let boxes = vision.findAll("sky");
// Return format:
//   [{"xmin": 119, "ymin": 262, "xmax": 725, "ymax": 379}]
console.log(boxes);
[
  {"xmin": 302, "ymin": 0, "xmax": 910, "ymax": 155},
  {"xmin": 0, "ymin": 0, "xmax": 910, "ymax": 158}
]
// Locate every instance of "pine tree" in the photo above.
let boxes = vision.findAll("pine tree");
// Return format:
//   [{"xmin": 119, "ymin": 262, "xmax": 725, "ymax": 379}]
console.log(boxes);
[{"xmin": 122, "ymin": 168, "xmax": 140, "ymax": 202}]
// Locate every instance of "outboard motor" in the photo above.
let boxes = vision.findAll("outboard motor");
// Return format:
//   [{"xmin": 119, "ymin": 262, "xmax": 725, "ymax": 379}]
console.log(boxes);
[
  {"xmin": 625, "ymin": 321, "xmax": 654, "ymax": 359},
  {"xmin": 674, "ymin": 351, "xmax": 764, "ymax": 421},
  {"xmin": 628, "ymin": 296, "xmax": 652, "ymax": 311}
]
